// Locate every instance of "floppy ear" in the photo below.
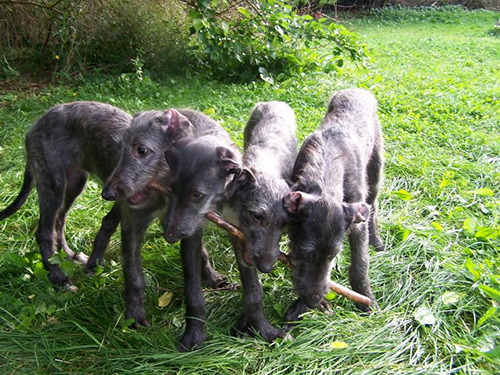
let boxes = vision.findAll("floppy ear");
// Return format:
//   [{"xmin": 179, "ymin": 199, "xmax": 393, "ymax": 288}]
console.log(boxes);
[
  {"xmin": 133, "ymin": 111, "xmax": 146, "ymax": 119},
  {"xmin": 283, "ymin": 191, "xmax": 320, "ymax": 216},
  {"xmin": 343, "ymin": 202, "xmax": 370, "ymax": 224},
  {"xmin": 235, "ymin": 168, "xmax": 256, "ymax": 187},
  {"xmin": 216, "ymin": 146, "xmax": 240, "ymax": 176},
  {"xmin": 164, "ymin": 147, "xmax": 180, "ymax": 172},
  {"xmin": 158, "ymin": 109, "xmax": 194, "ymax": 142}
]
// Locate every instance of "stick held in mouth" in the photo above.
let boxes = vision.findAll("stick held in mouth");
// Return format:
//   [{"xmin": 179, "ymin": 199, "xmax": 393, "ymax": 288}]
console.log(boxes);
[{"xmin": 205, "ymin": 211, "xmax": 372, "ymax": 307}]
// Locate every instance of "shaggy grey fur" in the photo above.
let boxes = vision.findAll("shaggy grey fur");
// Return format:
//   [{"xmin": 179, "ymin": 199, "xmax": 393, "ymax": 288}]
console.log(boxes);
[
  {"xmin": 0, "ymin": 101, "xmax": 131, "ymax": 289},
  {"xmin": 225, "ymin": 101, "xmax": 297, "ymax": 273},
  {"xmin": 282, "ymin": 88, "xmax": 384, "ymax": 326}
]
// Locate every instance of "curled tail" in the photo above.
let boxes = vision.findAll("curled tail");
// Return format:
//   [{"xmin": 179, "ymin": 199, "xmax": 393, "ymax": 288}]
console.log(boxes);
[{"xmin": 0, "ymin": 164, "xmax": 34, "ymax": 220}]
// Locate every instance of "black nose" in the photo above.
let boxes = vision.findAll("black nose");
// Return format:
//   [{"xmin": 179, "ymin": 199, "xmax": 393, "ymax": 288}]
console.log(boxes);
[
  {"xmin": 257, "ymin": 258, "xmax": 274, "ymax": 273},
  {"xmin": 102, "ymin": 186, "xmax": 117, "ymax": 201},
  {"xmin": 164, "ymin": 229, "xmax": 186, "ymax": 244}
]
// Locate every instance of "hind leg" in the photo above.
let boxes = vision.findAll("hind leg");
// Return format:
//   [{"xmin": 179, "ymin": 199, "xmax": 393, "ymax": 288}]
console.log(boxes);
[
  {"xmin": 34, "ymin": 173, "xmax": 72, "ymax": 288},
  {"xmin": 86, "ymin": 203, "xmax": 121, "ymax": 270},
  {"xmin": 200, "ymin": 244, "xmax": 228, "ymax": 288},
  {"xmin": 366, "ymin": 143, "xmax": 385, "ymax": 252},
  {"xmin": 348, "ymin": 223, "xmax": 376, "ymax": 312},
  {"xmin": 55, "ymin": 166, "xmax": 88, "ymax": 264}
]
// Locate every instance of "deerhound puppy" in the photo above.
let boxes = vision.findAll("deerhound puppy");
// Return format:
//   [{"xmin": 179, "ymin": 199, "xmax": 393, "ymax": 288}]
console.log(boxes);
[{"xmin": 282, "ymin": 88, "xmax": 384, "ymax": 326}]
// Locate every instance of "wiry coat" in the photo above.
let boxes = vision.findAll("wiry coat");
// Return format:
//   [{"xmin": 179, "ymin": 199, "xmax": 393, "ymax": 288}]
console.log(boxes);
[
  {"xmin": 283, "ymin": 89, "xmax": 384, "ymax": 325},
  {"xmin": 0, "ymin": 102, "xmax": 134, "ymax": 290},
  {"xmin": 226, "ymin": 101, "xmax": 297, "ymax": 273},
  {"xmin": 100, "ymin": 108, "xmax": 230, "ymax": 349}
]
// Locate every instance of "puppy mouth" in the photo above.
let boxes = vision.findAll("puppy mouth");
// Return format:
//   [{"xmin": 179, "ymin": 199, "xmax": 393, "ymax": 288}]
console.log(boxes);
[{"xmin": 126, "ymin": 190, "xmax": 150, "ymax": 206}]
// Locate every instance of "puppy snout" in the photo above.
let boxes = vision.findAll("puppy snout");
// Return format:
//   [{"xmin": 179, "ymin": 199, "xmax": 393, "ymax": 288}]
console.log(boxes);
[
  {"xmin": 256, "ymin": 257, "xmax": 274, "ymax": 273},
  {"xmin": 102, "ymin": 185, "xmax": 117, "ymax": 201},
  {"xmin": 165, "ymin": 230, "xmax": 185, "ymax": 244}
]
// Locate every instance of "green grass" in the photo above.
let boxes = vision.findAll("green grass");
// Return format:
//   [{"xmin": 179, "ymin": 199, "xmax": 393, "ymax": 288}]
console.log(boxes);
[{"xmin": 1, "ymin": 6, "xmax": 499, "ymax": 374}]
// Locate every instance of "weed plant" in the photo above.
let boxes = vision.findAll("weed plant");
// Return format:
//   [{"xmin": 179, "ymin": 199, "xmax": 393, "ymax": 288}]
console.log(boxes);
[{"xmin": 0, "ymin": 6, "xmax": 499, "ymax": 374}]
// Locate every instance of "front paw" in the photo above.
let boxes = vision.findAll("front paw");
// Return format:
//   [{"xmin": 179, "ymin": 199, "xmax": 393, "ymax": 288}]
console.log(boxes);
[
  {"xmin": 355, "ymin": 297, "xmax": 379, "ymax": 313},
  {"xmin": 126, "ymin": 307, "xmax": 149, "ymax": 328},
  {"xmin": 177, "ymin": 328, "xmax": 206, "ymax": 352},
  {"xmin": 232, "ymin": 315, "xmax": 284, "ymax": 343}
]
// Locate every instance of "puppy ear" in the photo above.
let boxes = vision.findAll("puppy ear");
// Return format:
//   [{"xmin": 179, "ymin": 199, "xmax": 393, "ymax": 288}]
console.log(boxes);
[
  {"xmin": 283, "ymin": 191, "xmax": 320, "ymax": 216},
  {"xmin": 235, "ymin": 168, "xmax": 256, "ymax": 186},
  {"xmin": 158, "ymin": 109, "xmax": 194, "ymax": 142},
  {"xmin": 216, "ymin": 146, "xmax": 240, "ymax": 176},
  {"xmin": 164, "ymin": 147, "xmax": 180, "ymax": 172},
  {"xmin": 343, "ymin": 202, "xmax": 370, "ymax": 224},
  {"xmin": 133, "ymin": 111, "xmax": 145, "ymax": 119}
]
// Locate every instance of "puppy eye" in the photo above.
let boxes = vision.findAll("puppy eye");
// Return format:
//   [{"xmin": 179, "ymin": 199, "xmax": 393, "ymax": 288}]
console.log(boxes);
[
  {"xmin": 191, "ymin": 191, "xmax": 206, "ymax": 202},
  {"xmin": 250, "ymin": 211, "xmax": 264, "ymax": 222},
  {"xmin": 137, "ymin": 146, "xmax": 148, "ymax": 155}
]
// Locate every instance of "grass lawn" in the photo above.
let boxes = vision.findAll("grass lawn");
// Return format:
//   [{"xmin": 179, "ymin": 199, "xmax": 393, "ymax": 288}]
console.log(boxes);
[{"xmin": 0, "ymin": 6, "xmax": 499, "ymax": 374}]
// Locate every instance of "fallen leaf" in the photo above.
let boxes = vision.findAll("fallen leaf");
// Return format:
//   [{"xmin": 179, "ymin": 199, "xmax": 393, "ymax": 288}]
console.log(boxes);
[
  {"xmin": 414, "ymin": 306, "xmax": 436, "ymax": 326},
  {"xmin": 441, "ymin": 291, "xmax": 462, "ymax": 305},
  {"xmin": 329, "ymin": 341, "xmax": 348, "ymax": 349},
  {"xmin": 158, "ymin": 291, "xmax": 173, "ymax": 307}
]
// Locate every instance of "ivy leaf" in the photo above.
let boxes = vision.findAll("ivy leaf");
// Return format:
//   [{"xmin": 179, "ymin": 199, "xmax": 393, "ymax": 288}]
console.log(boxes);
[
  {"xmin": 475, "ymin": 227, "xmax": 498, "ymax": 240},
  {"xmin": 469, "ymin": 188, "xmax": 494, "ymax": 196},
  {"xmin": 462, "ymin": 217, "xmax": 477, "ymax": 236},
  {"xmin": 238, "ymin": 7, "xmax": 251, "ymax": 18}
]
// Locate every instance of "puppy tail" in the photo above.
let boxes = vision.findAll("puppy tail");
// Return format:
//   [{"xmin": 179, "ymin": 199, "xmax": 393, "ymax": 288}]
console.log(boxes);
[{"xmin": 0, "ymin": 163, "xmax": 34, "ymax": 220}]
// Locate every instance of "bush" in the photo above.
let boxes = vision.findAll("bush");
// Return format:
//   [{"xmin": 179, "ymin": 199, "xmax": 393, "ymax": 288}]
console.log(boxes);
[
  {"xmin": 0, "ymin": 0, "xmax": 191, "ymax": 78},
  {"xmin": 187, "ymin": 0, "xmax": 368, "ymax": 82}
]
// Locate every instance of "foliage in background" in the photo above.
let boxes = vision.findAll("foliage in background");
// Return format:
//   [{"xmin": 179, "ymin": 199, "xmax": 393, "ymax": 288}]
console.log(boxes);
[
  {"xmin": 187, "ymin": 0, "xmax": 368, "ymax": 82},
  {"xmin": 0, "ymin": 0, "xmax": 190, "ymax": 78}
]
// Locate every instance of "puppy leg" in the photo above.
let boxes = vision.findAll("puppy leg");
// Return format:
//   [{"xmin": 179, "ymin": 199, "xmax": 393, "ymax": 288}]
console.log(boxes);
[
  {"xmin": 232, "ymin": 239, "xmax": 284, "ymax": 342},
  {"xmin": 86, "ymin": 203, "xmax": 121, "ymax": 270},
  {"xmin": 178, "ymin": 229, "xmax": 207, "ymax": 351}
]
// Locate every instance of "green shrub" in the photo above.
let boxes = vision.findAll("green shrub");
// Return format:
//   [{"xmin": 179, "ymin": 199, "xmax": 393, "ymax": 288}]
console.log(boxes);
[{"xmin": 187, "ymin": 0, "xmax": 368, "ymax": 82}]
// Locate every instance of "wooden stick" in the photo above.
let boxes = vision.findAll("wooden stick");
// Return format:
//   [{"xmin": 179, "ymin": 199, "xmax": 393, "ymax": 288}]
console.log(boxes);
[
  {"xmin": 147, "ymin": 180, "xmax": 171, "ymax": 197},
  {"xmin": 144, "ymin": 180, "xmax": 372, "ymax": 307},
  {"xmin": 204, "ymin": 211, "xmax": 253, "ymax": 265},
  {"xmin": 205, "ymin": 212, "xmax": 372, "ymax": 307}
]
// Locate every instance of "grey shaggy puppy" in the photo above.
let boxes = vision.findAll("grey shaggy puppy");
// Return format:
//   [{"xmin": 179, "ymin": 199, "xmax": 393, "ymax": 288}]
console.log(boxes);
[
  {"xmin": 282, "ymin": 88, "xmax": 385, "ymax": 326},
  {"xmin": 225, "ymin": 101, "xmax": 298, "ymax": 273},
  {"xmin": 0, "ymin": 101, "xmax": 131, "ymax": 289}
]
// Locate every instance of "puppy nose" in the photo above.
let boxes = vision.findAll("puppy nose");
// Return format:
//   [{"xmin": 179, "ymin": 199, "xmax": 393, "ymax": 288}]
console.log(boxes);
[
  {"xmin": 165, "ymin": 231, "xmax": 181, "ymax": 244},
  {"xmin": 102, "ymin": 186, "xmax": 117, "ymax": 201},
  {"xmin": 257, "ymin": 258, "xmax": 274, "ymax": 273}
]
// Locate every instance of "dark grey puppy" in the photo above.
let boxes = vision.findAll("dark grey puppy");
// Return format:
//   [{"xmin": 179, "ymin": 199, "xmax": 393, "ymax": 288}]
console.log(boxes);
[
  {"xmin": 103, "ymin": 109, "xmax": 229, "ymax": 346},
  {"xmin": 282, "ymin": 88, "xmax": 384, "ymax": 325},
  {"xmin": 0, "ymin": 101, "xmax": 131, "ymax": 289},
  {"xmin": 161, "ymin": 128, "xmax": 242, "ymax": 351},
  {"xmin": 225, "ymin": 101, "xmax": 297, "ymax": 273}
]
